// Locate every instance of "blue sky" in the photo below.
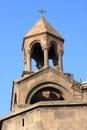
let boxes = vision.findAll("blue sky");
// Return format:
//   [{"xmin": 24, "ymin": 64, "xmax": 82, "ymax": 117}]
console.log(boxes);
[{"xmin": 0, "ymin": 0, "xmax": 87, "ymax": 118}]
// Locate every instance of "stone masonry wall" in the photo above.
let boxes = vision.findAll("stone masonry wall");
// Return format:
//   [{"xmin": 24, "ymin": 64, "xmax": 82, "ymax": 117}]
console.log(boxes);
[
  {"xmin": 40, "ymin": 106, "xmax": 87, "ymax": 130},
  {"xmin": 1, "ymin": 102, "xmax": 87, "ymax": 130}
]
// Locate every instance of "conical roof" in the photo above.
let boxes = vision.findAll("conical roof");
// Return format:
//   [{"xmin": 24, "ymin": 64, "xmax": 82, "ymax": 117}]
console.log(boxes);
[{"xmin": 24, "ymin": 16, "xmax": 64, "ymax": 40}]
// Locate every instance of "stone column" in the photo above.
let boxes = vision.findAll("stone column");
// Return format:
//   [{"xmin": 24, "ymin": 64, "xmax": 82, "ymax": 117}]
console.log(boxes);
[
  {"xmin": 25, "ymin": 48, "xmax": 31, "ymax": 71},
  {"xmin": 58, "ymin": 50, "xmax": 63, "ymax": 72},
  {"xmin": 42, "ymin": 45, "xmax": 49, "ymax": 67}
]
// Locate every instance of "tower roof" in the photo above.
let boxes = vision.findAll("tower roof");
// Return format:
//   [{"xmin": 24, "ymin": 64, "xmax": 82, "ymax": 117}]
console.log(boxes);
[{"xmin": 24, "ymin": 16, "xmax": 64, "ymax": 40}]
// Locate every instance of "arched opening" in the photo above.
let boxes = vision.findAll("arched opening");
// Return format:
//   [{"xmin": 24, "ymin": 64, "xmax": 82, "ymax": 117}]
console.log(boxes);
[
  {"xmin": 31, "ymin": 42, "xmax": 44, "ymax": 70},
  {"xmin": 48, "ymin": 42, "xmax": 58, "ymax": 68},
  {"xmin": 31, "ymin": 59, "xmax": 37, "ymax": 71},
  {"xmin": 30, "ymin": 87, "xmax": 64, "ymax": 104},
  {"xmin": 25, "ymin": 82, "xmax": 73, "ymax": 104},
  {"xmin": 49, "ymin": 59, "xmax": 54, "ymax": 67}
]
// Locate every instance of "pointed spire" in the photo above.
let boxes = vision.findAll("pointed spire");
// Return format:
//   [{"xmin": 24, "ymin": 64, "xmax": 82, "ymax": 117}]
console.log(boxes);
[{"xmin": 24, "ymin": 16, "xmax": 64, "ymax": 40}]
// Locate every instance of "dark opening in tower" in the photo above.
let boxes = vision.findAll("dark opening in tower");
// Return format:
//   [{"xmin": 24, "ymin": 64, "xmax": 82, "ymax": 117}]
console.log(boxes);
[
  {"xmin": 48, "ymin": 42, "xmax": 58, "ymax": 67},
  {"xmin": 30, "ymin": 87, "xmax": 64, "ymax": 104},
  {"xmin": 31, "ymin": 42, "xmax": 44, "ymax": 70}
]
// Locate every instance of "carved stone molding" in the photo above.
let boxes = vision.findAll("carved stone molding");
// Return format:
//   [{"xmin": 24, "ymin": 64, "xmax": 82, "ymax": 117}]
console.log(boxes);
[
  {"xmin": 42, "ymin": 44, "xmax": 49, "ymax": 50},
  {"xmin": 58, "ymin": 49, "xmax": 63, "ymax": 56}
]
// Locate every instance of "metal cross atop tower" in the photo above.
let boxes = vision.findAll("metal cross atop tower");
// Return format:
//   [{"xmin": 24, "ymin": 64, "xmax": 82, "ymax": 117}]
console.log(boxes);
[{"xmin": 38, "ymin": 8, "xmax": 46, "ymax": 16}]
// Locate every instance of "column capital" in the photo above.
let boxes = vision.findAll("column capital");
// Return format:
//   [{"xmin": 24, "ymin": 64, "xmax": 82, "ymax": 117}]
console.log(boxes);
[
  {"xmin": 58, "ymin": 49, "xmax": 63, "ymax": 56},
  {"xmin": 42, "ymin": 44, "xmax": 49, "ymax": 51}
]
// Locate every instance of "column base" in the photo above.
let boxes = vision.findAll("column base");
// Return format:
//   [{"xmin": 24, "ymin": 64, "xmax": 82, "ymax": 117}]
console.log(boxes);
[{"xmin": 56, "ymin": 65, "xmax": 63, "ymax": 72}]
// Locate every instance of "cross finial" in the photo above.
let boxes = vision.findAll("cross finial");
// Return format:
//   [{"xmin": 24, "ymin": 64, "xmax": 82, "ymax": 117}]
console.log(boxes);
[{"xmin": 38, "ymin": 8, "xmax": 46, "ymax": 16}]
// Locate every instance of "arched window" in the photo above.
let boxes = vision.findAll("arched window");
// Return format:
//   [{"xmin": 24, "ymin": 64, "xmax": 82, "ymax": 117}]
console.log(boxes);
[
  {"xmin": 31, "ymin": 42, "xmax": 44, "ymax": 70},
  {"xmin": 30, "ymin": 87, "xmax": 64, "ymax": 104},
  {"xmin": 48, "ymin": 42, "xmax": 58, "ymax": 67}
]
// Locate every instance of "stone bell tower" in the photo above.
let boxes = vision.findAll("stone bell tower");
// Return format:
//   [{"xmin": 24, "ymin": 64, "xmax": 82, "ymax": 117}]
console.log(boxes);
[
  {"xmin": 10, "ymin": 16, "xmax": 66, "ymax": 112},
  {"xmin": 1, "ymin": 15, "xmax": 87, "ymax": 130},
  {"xmin": 22, "ymin": 16, "xmax": 64, "ymax": 73}
]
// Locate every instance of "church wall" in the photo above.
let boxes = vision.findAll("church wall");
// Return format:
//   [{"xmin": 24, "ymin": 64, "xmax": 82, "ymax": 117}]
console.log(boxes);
[
  {"xmin": 1, "ymin": 103, "xmax": 87, "ymax": 130},
  {"xmin": 40, "ymin": 105, "xmax": 87, "ymax": 130},
  {"xmin": 1, "ymin": 15, "xmax": 87, "ymax": 130},
  {"xmin": 14, "ymin": 68, "xmax": 74, "ymax": 107},
  {"xmin": 1, "ymin": 109, "xmax": 41, "ymax": 130}
]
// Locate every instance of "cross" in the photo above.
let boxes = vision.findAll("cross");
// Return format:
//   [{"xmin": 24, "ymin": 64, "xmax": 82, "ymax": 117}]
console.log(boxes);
[{"xmin": 38, "ymin": 9, "xmax": 46, "ymax": 16}]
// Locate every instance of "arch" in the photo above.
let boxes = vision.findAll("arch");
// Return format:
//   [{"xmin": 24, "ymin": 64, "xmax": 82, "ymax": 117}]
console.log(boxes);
[
  {"xmin": 30, "ymin": 87, "xmax": 64, "ymax": 104},
  {"xmin": 30, "ymin": 41, "xmax": 44, "ymax": 70},
  {"xmin": 48, "ymin": 40, "xmax": 58, "ymax": 67},
  {"xmin": 25, "ymin": 82, "xmax": 73, "ymax": 104},
  {"xmin": 30, "ymin": 40, "xmax": 42, "ymax": 48},
  {"xmin": 49, "ymin": 40, "xmax": 58, "ymax": 55}
]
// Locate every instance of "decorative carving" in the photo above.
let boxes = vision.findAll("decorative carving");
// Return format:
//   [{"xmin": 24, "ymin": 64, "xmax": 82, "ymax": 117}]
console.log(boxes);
[
  {"xmin": 47, "ymin": 73, "xmax": 54, "ymax": 80},
  {"xmin": 58, "ymin": 49, "xmax": 63, "ymax": 56},
  {"xmin": 42, "ymin": 44, "xmax": 49, "ymax": 50},
  {"xmin": 42, "ymin": 90, "xmax": 60, "ymax": 100}
]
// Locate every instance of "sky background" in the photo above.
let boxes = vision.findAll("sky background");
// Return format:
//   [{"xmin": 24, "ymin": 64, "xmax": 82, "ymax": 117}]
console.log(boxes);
[{"xmin": 0, "ymin": 0, "xmax": 87, "ymax": 118}]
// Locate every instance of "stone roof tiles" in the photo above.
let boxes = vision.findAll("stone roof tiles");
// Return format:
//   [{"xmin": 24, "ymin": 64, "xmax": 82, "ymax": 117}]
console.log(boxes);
[{"xmin": 24, "ymin": 16, "xmax": 64, "ymax": 40}]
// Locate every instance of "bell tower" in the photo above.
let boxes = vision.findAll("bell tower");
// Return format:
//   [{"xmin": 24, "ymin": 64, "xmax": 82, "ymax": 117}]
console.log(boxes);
[
  {"xmin": 11, "ymin": 16, "xmax": 73, "ymax": 111},
  {"xmin": 1, "ymin": 15, "xmax": 87, "ymax": 130},
  {"xmin": 10, "ymin": 16, "xmax": 67, "ymax": 112},
  {"xmin": 22, "ymin": 16, "xmax": 64, "ymax": 73},
  {"xmin": 10, "ymin": 16, "xmax": 71, "ymax": 113}
]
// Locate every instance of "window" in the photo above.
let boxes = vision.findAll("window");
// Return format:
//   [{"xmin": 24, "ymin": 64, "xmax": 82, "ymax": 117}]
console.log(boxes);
[
  {"xmin": 30, "ymin": 87, "xmax": 64, "ymax": 104},
  {"xmin": 22, "ymin": 118, "xmax": 24, "ymax": 127}
]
